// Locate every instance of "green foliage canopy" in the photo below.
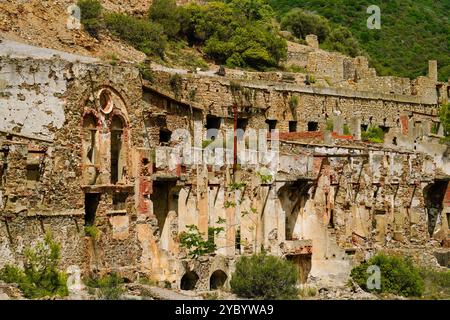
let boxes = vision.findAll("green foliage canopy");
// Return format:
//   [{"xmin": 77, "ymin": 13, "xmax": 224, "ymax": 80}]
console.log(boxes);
[
  {"xmin": 230, "ymin": 253, "xmax": 299, "ymax": 299},
  {"xmin": 351, "ymin": 253, "xmax": 424, "ymax": 297},
  {"xmin": 0, "ymin": 233, "xmax": 68, "ymax": 299}
]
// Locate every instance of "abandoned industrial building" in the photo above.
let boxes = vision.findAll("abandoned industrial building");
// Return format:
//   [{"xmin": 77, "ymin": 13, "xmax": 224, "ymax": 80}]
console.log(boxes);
[{"xmin": 0, "ymin": 35, "xmax": 449, "ymax": 293}]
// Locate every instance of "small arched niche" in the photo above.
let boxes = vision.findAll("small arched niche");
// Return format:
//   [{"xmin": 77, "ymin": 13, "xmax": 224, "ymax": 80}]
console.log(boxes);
[
  {"xmin": 180, "ymin": 271, "xmax": 199, "ymax": 291},
  {"xmin": 209, "ymin": 270, "xmax": 227, "ymax": 290},
  {"xmin": 98, "ymin": 89, "xmax": 114, "ymax": 114}
]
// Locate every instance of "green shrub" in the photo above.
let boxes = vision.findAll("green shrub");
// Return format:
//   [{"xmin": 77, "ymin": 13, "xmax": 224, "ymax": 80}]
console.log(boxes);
[
  {"xmin": 298, "ymin": 285, "xmax": 317, "ymax": 298},
  {"xmin": 288, "ymin": 96, "xmax": 299, "ymax": 110},
  {"xmin": 286, "ymin": 65, "xmax": 307, "ymax": 73},
  {"xmin": 0, "ymin": 234, "xmax": 68, "ymax": 299},
  {"xmin": 137, "ymin": 63, "xmax": 154, "ymax": 82},
  {"xmin": 77, "ymin": 0, "xmax": 103, "ymax": 38},
  {"xmin": 105, "ymin": 13, "xmax": 167, "ymax": 57},
  {"xmin": 361, "ymin": 126, "xmax": 385, "ymax": 143},
  {"xmin": 343, "ymin": 124, "xmax": 351, "ymax": 135},
  {"xmin": 326, "ymin": 119, "xmax": 334, "ymax": 131},
  {"xmin": 169, "ymin": 73, "xmax": 183, "ymax": 95},
  {"xmin": 148, "ymin": 0, "xmax": 181, "ymax": 38},
  {"xmin": 179, "ymin": 1, "xmax": 286, "ymax": 70},
  {"xmin": 350, "ymin": 253, "xmax": 424, "ymax": 297},
  {"xmin": 179, "ymin": 225, "xmax": 224, "ymax": 258},
  {"xmin": 280, "ymin": 8, "xmax": 330, "ymax": 41},
  {"xmin": 322, "ymin": 26, "xmax": 364, "ymax": 58},
  {"xmin": 87, "ymin": 272, "xmax": 125, "ymax": 300},
  {"xmin": 84, "ymin": 225, "xmax": 99, "ymax": 239},
  {"xmin": 420, "ymin": 268, "xmax": 450, "ymax": 299},
  {"xmin": 230, "ymin": 253, "xmax": 299, "ymax": 299}
]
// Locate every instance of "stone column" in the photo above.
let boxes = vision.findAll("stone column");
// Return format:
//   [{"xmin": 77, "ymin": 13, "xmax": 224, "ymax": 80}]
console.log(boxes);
[
  {"xmin": 428, "ymin": 60, "xmax": 438, "ymax": 82},
  {"xmin": 305, "ymin": 35, "xmax": 319, "ymax": 49},
  {"xmin": 333, "ymin": 115, "xmax": 344, "ymax": 135},
  {"xmin": 350, "ymin": 116, "xmax": 361, "ymax": 140}
]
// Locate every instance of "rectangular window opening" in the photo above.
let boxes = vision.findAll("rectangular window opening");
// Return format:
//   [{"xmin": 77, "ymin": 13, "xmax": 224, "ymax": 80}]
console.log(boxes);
[
  {"xmin": 113, "ymin": 193, "xmax": 128, "ymax": 211},
  {"xmin": 289, "ymin": 121, "xmax": 298, "ymax": 133},
  {"xmin": 206, "ymin": 115, "xmax": 221, "ymax": 140},
  {"xmin": 266, "ymin": 119, "xmax": 277, "ymax": 132},
  {"xmin": 85, "ymin": 193, "xmax": 100, "ymax": 226},
  {"xmin": 159, "ymin": 128, "xmax": 172, "ymax": 145},
  {"xmin": 307, "ymin": 121, "xmax": 318, "ymax": 132}
]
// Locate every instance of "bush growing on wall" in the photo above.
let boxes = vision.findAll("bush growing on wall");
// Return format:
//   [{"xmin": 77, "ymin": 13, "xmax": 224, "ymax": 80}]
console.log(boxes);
[
  {"xmin": 361, "ymin": 126, "xmax": 385, "ymax": 143},
  {"xmin": 0, "ymin": 233, "xmax": 68, "ymax": 299},
  {"xmin": 86, "ymin": 272, "xmax": 125, "ymax": 300},
  {"xmin": 230, "ymin": 253, "xmax": 299, "ymax": 299},
  {"xmin": 351, "ymin": 253, "xmax": 424, "ymax": 297}
]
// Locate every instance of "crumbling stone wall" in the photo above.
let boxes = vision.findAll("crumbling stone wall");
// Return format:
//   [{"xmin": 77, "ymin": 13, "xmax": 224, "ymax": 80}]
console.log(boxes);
[{"xmin": 0, "ymin": 53, "xmax": 448, "ymax": 290}]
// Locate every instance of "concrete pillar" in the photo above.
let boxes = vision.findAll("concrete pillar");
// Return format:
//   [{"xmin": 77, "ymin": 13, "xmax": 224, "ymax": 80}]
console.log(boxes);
[
  {"xmin": 214, "ymin": 187, "xmax": 227, "ymax": 256},
  {"xmin": 225, "ymin": 191, "xmax": 236, "ymax": 256},
  {"xmin": 429, "ymin": 60, "xmax": 438, "ymax": 82},
  {"xmin": 198, "ymin": 193, "xmax": 208, "ymax": 238},
  {"xmin": 350, "ymin": 117, "xmax": 361, "ymax": 140},
  {"xmin": 333, "ymin": 115, "xmax": 344, "ymax": 135},
  {"xmin": 422, "ymin": 120, "xmax": 431, "ymax": 137}
]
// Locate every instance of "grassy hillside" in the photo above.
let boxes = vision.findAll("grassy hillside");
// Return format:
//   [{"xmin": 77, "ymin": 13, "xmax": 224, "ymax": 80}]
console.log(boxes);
[{"xmin": 268, "ymin": 0, "xmax": 450, "ymax": 81}]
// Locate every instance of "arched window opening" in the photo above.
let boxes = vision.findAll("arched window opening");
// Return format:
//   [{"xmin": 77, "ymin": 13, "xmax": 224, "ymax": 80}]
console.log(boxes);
[
  {"xmin": 83, "ymin": 113, "xmax": 99, "ymax": 185},
  {"xmin": 180, "ymin": 271, "xmax": 199, "ymax": 291},
  {"xmin": 111, "ymin": 115, "xmax": 125, "ymax": 184},
  {"xmin": 99, "ymin": 89, "xmax": 113, "ymax": 114},
  {"xmin": 210, "ymin": 270, "xmax": 227, "ymax": 290}
]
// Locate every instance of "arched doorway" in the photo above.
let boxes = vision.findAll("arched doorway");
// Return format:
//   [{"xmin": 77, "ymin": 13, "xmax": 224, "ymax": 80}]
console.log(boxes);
[
  {"xmin": 423, "ymin": 181, "xmax": 448, "ymax": 237},
  {"xmin": 209, "ymin": 270, "xmax": 227, "ymax": 290},
  {"xmin": 180, "ymin": 271, "xmax": 199, "ymax": 290}
]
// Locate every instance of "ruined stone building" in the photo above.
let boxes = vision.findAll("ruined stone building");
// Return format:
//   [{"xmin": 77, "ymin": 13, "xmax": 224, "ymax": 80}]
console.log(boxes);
[{"xmin": 0, "ymin": 37, "xmax": 449, "ymax": 291}]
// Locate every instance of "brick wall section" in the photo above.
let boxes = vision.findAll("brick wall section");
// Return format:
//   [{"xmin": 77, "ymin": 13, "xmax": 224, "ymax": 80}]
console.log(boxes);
[
  {"xmin": 400, "ymin": 115, "xmax": 409, "ymax": 135},
  {"xmin": 444, "ymin": 181, "xmax": 450, "ymax": 207}
]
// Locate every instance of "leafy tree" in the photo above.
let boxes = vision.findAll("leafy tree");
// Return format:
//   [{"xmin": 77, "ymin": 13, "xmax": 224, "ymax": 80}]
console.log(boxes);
[
  {"xmin": 77, "ymin": 0, "xmax": 103, "ymax": 38},
  {"xmin": 351, "ymin": 253, "xmax": 424, "ymax": 297},
  {"xmin": 179, "ymin": 225, "xmax": 224, "ymax": 258},
  {"xmin": 0, "ymin": 233, "xmax": 68, "ymax": 299},
  {"xmin": 148, "ymin": 0, "xmax": 181, "ymax": 38},
  {"xmin": 179, "ymin": 2, "xmax": 236, "ymax": 44},
  {"xmin": 179, "ymin": 1, "xmax": 286, "ymax": 70},
  {"xmin": 104, "ymin": 13, "xmax": 167, "ymax": 57},
  {"xmin": 226, "ymin": 0, "xmax": 275, "ymax": 22},
  {"xmin": 230, "ymin": 253, "xmax": 299, "ymax": 299},
  {"xmin": 280, "ymin": 8, "xmax": 330, "ymax": 42},
  {"xmin": 205, "ymin": 23, "xmax": 286, "ymax": 70},
  {"xmin": 322, "ymin": 26, "xmax": 364, "ymax": 57}
]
